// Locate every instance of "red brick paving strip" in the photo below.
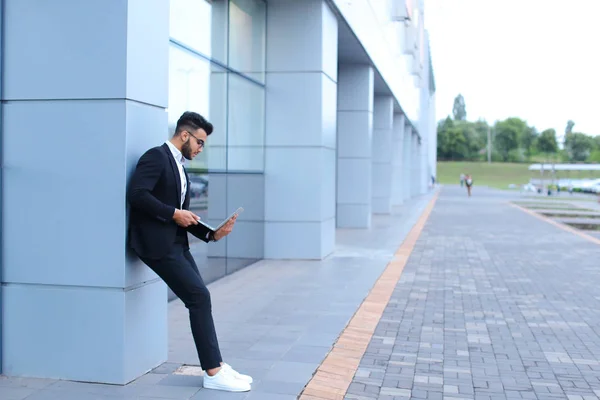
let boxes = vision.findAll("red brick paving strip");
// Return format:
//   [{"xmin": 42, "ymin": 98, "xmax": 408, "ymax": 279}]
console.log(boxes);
[
  {"xmin": 509, "ymin": 202, "xmax": 600, "ymax": 246},
  {"xmin": 298, "ymin": 192, "xmax": 440, "ymax": 400}
]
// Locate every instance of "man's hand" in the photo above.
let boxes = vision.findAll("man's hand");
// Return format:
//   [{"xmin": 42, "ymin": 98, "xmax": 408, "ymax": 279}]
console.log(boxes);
[
  {"xmin": 214, "ymin": 215, "xmax": 237, "ymax": 241},
  {"xmin": 173, "ymin": 209, "xmax": 201, "ymax": 227}
]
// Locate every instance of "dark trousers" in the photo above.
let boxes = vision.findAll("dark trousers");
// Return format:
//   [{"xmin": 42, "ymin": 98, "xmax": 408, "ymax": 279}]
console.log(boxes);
[{"xmin": 140, "ymin": 243, "xmax": 222, "ymax": 371}]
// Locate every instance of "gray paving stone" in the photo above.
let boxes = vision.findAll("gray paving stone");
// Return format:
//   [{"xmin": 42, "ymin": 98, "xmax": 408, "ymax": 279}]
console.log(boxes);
[
  {"xmin": 0, "ymin": 386, "xmax": 38, "ymax": 400},
  {"xmin": 41, "ymin": 393, "xmax": 139, "ymax": 400},
  {"xmin": 244, "ymin": 392, "xmax": 296, "ymax": 400},
  {"xmin": 189, "ymin": 388, "xmax": 247, "ymax": 400},
  {"xmin": 262, "ymin": 361, "xmax": 316, "ymax": 383},
  {"xmin": 0, "ymin": 377, "xmax": 56, "ymax": 390},
  {"xmin": 157, "ymin": 374, "xmax": 203, "ymax": 387},
  {"xmin": 344, "ymin": 394, "xmax": 378, "ymax": 400},
  {"xmin": 346, "ymin": 188, "xmax": 600, "ymax": 400},
  {"xmin": 131, "ymin": 373, "xmax": 169, "ymax": 386},
  {"xmin": 281, "ymin": 345, "xmax": 330, "ymax": 363},
  {"xmin": 151, "ymin": 363, "xmax": 183, "ymax": 374},
  {"xmin": 347, "ymin": 382, "xmax": 366, "ymax": 394},
  {"xmin": 250, "ymin": 379, "xmax": 306, "ymax": 395}
]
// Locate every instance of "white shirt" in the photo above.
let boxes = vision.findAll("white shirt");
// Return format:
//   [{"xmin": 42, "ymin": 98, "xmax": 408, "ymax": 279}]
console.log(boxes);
[{"xmin": 165, "ymin": 141, "xmax": 187, "ymax": 208}]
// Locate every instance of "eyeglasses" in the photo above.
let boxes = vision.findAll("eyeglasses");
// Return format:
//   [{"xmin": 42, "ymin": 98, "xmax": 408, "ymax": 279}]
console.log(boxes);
[{"xmin": 185, "ymin": 131, "xmax": 205, "ymax": 149}]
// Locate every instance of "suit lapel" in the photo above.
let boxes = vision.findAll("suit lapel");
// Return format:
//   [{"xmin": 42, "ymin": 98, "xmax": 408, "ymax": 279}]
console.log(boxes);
[{"xmin": 162, "ymin": 143, "xmax": 182, "ymax": 208}]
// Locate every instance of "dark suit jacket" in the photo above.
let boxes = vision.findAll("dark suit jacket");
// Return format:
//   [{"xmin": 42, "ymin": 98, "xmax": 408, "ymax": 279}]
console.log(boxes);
[{"xmin": 127, "ymin": 143, "xmax": 212, "ymax": 259}]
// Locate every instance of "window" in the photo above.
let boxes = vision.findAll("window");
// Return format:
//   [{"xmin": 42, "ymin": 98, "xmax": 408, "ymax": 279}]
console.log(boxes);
[
  {"xmin": 169, "ymin": 0, "xmax": 227, "ymax": 62},
  {"xmin": 168, "ymin": 44, "xmax": 227, "ymax": 171},
  {"xmin": 167, "ymin": 0, "xmax": 267, "ymax": 283},
  {"xmin": 228, "ymin": 0, "xmax": 266, "ymax": 82},
  {"xmin": 227, "ymin": 73, "xmax": 265, "ymax": 172}
]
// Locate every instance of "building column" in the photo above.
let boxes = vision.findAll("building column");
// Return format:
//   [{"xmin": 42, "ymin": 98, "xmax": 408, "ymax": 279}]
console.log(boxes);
[
  {"xmin": 420, "ymin": 133, "xmax": 429, "ymax": 194},
  {"xmin": 412, "ymin": 131, "xmax": 420, "ymax": 196},
  {"xmin": 0, "ymin": 0, "xmax": 4, "ymax": 374},
  {"xmin": 372, "ymin": 96, "xmax": 394, "ymax": 214},
  {"xmin": 402, "ymin": 121, "xmax": 413, "ymax": 200},
  {"xmin": 429, "ymin": 92, "xmax": 437, "ymax": 184},
  {"xmin": 264, "ymin": 0, "xmax": 338, "ymax": 259},
  {"xmin": 391, "ymin": 113, "xmax": 405, "ymax": 206},
  {"xmin": 336, "ymin": 65, "xmax": 374, "ymax": 228},
  {"xmin": 1, "ymin": 0, "xmax": 169, "ymax": 383}
]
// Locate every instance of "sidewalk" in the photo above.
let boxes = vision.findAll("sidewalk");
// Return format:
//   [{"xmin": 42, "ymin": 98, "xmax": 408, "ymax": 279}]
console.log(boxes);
[
  {"xmin": 7, "ymin": 185, "xmax": 597, "ymax": 400},
  {"xmin": 0, "ymin": 193, "xmax": 436, "ymax": 400},
  {"xmin": 343, "ymin": 186, "xmax": 600, "ymax": 400}
]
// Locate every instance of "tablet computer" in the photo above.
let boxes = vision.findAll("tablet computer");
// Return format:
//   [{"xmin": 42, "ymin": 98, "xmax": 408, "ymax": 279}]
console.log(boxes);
[{"xmin": 197, "ymin": 207, "xmax": 244, "ymax": 232}]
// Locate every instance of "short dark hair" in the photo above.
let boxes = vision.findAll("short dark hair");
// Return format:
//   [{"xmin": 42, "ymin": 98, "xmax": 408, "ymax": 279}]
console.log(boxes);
[{"xmin": 174, "ymin": 111, "xmax": 213, "ymax": 137}]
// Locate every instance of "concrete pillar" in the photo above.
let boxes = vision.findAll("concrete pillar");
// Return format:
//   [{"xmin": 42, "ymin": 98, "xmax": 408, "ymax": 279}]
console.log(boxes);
[
  {"xmin": 0, "ymin": 0, "xmax": 4, "ymax": 375},
  {"xmin": 419, "ymin": 31, "xmax": 435, "ymax": 192},
  {"xmin": 420, "ymin": 134, "xmax": 429, "ymax": 194},
  {"xmin": 402, "ymin": 122, "xmax": 413, "ymax": 200},
  {"xmin": 371, "ymin": 96, "xmax": 394, "ymax": 214},
  {"xmin": 264, "ymin": 0, "xmax": 338, "ymax": 259},
  {"xmin": 411, "ymin": 132, "xmax": 420, "ymax": 196},
  {"xmin": 429, "ymin": 92, "xmax": 437, "ymax": 184},
  {"xmin": 391, "ymin": 113, "xmax": 405, "ymax": 206},
  {"xmin": 336, "ymin": 65, "xmax": 374, "ymax": 228},
  {"xmin": 1, "ymin": 0, "xmax": 169, "ymax": 384}
]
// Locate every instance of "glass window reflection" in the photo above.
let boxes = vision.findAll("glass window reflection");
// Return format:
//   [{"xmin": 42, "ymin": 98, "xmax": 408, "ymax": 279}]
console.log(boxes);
[
  {"xmin": 228, "ymin": 0, "xmax": 266, "ymax": 82},
  {"xmin": 166, "ymin": 0, "xmax": 266, "ymax": 286},
  {"xmin": 168, "ymin": 45, "xmax": 227, "ymax": 172},
  {"xmin": 227, "ymin": 74, "xmax": 265, "ymax": 172},
  {"xmin": 170, "ymin": 0, "xmax": 227, "ymax": 63}
]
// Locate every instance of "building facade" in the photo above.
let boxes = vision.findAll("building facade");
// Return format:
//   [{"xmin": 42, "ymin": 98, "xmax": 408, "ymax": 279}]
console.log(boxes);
[{"xmin": 0, "ymin": 0, "xmax": 436, "ymax": 383}]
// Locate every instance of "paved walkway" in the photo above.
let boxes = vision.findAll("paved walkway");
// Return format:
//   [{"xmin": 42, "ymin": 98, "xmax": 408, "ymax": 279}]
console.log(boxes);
[
  {"xmin": 0, "ymin": 193, "xmax": 435, "ymax": 400},
  {"xmin": 2, "ymin": 186, "xmax": 600, "ymax": 400},
  {"xmin": 343, "ymin": 186, "xmax": 600, "ymax": 400}
]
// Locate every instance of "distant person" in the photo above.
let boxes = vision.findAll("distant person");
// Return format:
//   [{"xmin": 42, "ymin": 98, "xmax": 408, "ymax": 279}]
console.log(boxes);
[
  {"xmin": 465, "ymin": 174, "xmax": 473, "ymax": 197},
  {"xmin": 460, "ymin": 173, "xmax": 465, "ymax": 187},
  {"xmin": 127, "ymin": 111, "xmax": 252, "ymax": 392}
]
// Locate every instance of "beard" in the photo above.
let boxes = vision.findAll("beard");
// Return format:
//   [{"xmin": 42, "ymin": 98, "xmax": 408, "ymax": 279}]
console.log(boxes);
[{"xmin": 182, "ymin": 139, "xmax": 194, "ymax": 160}]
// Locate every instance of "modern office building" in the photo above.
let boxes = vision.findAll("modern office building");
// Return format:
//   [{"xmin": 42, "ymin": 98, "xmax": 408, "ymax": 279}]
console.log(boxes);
[{"xmin": 0, "ymin": 0, "xmax": 436, "ymax": 384}]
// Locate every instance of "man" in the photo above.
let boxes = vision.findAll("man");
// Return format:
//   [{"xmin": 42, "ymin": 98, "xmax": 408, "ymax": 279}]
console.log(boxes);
[{"xmin": 127, "ymin": 111, "xmax": 252, "ymax": 392}]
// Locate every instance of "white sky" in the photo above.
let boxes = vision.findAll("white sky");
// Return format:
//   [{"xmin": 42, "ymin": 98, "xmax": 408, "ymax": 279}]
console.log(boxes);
[{"xmin": 424, "ymin": 0, "xmax": 600, "ymax": 142}]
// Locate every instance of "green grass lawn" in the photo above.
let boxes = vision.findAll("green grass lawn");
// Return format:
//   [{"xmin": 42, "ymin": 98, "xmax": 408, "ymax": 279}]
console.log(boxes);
[
  {"xmin": 437, "ymin": 161, "xmax": 600, "ymax": 190},
  {"xmin": 436, "ymin": 162, "xmax": 532, "ymax": 189}
]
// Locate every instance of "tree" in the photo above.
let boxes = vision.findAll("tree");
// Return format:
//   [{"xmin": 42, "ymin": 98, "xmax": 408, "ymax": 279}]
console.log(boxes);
[
  {"xmin": 493, "ymin": 118, "xmax": 528, "ymax": 161},
  {"xmin": 565, "ymin": 120, "xmax": 575, "ymax": 135},
  {"xmin": 455, "ymin": 120, "xmax": 484, "ymax": 160},
  {"xmin": 472, "ymin": 119, "xmax": 491, "ymax": 152},
  {"xmin": 536, "ymin": 129, "xmax": 558, "ymax": 160},
  {"xmin": 521, "ymin": 126, "xmax": 539, "ymax": 158},
  {"xmin": 588, "ymin": 135, "xmax": 600, "ymax": 162},
  {"xmin": 452, "ymin": 94, "xmax": 466, "ymax": 121},
  {"xmin": 437, "ymin": 117, "xmax": 470, "ymax": 160},
  {"xmin": 444, "ymin": 127, "xmax": 468, "ymax": 160},
  {"xmin": 436, "ymin": 117, "xmax": 453, "ymax": 160},
  {"xmin": 438, "ymin": 116, "xmax": 454, "ymax": 132},
  {"xmin": 593, "ymin": 135, "xmax": 600, "ymax": 151},
  {"xmin": 564, "ymin": 132, "xmax": 594, "ymax": 162}
]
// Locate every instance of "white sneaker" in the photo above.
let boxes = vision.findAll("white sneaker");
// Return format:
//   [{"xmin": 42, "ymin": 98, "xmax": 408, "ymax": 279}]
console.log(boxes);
[
  {"xmin": 203, "ymin": 368, "xmax": 251, "ymax": 392},
  {"xmin": 222, "ymin": 363, "xmax": 253, "ymax": 384}
]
